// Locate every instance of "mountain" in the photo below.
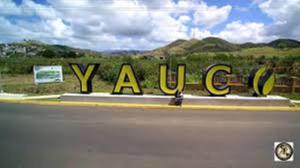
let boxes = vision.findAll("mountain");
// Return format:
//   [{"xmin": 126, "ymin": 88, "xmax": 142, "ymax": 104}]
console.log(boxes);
[
  {"xmin": 144, "ymin": 37, "xmax": 241, "ymax": 57},
  {"xmin": 145, "ymin": 37, "xmax": 240, "ymax": 57},
  {"xmin": 2, "ymin": 38, "xmax": 300, "ymax": 59},
  {"xmin": 191, "ymin": 37, "xmax": 240, "ymax": 52},
  {"xmin": 0, "ymin": 40, "xmax": 148, "ymax": 58},
  {"xmin": 239, "ymin": 42, "xmax": 267, "ymax": 48},
  {"xmin": 143, "ymin": 37, "xmax": 300, "ymax": 58},
  {"xmin": 268, "ymin": 39, "xmax": 300, "ymax": 48},
  {"xmin": 150, "ymin": 39, "xmax": 200, "ymax": 56},
  {"xmin": 0, "ymin": 40, "xmax": 104, "ymax": 58},
  {"xmin": 102, "ymin": 50, "xmax": 147, "ymax": 56}
]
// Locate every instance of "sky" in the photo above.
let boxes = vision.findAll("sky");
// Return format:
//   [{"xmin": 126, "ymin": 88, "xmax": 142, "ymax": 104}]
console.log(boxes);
[{"xmin": 0, "ymin": 0, "xmax": 300, "ymax": 51}]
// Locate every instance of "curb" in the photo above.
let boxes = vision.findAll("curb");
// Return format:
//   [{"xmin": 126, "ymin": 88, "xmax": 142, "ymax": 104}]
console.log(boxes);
[
  {"xmin": 22, "ymin": 95, "xmax": 61, "ymax": 100},
  {"xmin": 61, "ymin": 93, "xmax": 293, "ymax": 107},
  {"xmin": 291, "ymin": 100, "xmax": 300, "ymax": 103},
  {"xmin": 0, "ymin": 99, "xmax": 299, "ymax": 111},
  {"xmin": 0, "ymin": 95, "xmax": 60, "ymax": 100},
  {"xmin": 291, "ymin": 100, "xmax": 300, "ymax": 107}
]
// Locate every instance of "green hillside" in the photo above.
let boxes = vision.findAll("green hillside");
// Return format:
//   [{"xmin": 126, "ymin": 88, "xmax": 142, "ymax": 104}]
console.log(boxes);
[
  {"xmin": 0, "ymin": 40, "xmax": 102, "ymax": 58},
  {"xmin": 2, "ymin": 38, "xmax": 300, "ymax": 59},
  {"xmin": 144, "ymin": 37, "xmax": 300, "ymax": 58},
  {"xmin": 268, "ymin": 39, "xmax": 300, "ymax": 48},
  {"xmin": 191, "ymin": 37, "xmax": 240, "ymax": 52}
]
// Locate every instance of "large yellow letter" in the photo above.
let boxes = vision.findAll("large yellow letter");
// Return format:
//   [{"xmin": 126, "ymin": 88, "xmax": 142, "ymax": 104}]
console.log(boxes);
[
  {"xmin": 203, "ymin": 64, "xmax": 232, "ymax": 96},
  {"xmin": 112, "ymin": 64, "xmax": 143, "ymax": 95},
  {"xmin": 69, "ymin": 63, "xmax": 99, "ymax": 93},
  {"xmin": 159, "ymin": 64, "xmax": 186, "ymax": 95}
]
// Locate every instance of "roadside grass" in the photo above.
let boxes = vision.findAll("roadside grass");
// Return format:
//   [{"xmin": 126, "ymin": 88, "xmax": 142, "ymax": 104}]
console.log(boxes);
[
  {"xmin": 0, "ymin": 74, "xmax": 113, "ymax": 95},
  {"xmin": 286, "ymin": 93, "xmax": 300, "ymax": 100},
  {"xmin": 0, "ymin": 74, "xmax": 164, "ymax": 95}
]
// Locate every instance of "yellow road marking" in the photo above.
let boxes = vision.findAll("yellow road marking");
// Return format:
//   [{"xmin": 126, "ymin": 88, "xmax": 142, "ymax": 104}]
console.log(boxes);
[{"xmin": 0, "ymin": 99, "xmax": 299, "ymax": 111}]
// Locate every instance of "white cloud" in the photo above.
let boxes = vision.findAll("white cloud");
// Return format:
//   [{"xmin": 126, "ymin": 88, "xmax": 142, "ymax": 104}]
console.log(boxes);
[
  {"xmin": 47, "ymin": 18, "xmax": 73, "ymax": 38},
  {"xmin": 193, "ymin": 3, "xmax": 232, "ymax": 28},
  {"xmin": 148, "ymin": 12, "xmax": 189, "ymax": 42},
  {"xmin": 102, "ymin": 1, "xmax": 153, "ymax": 37},
  {"xmin": 44, "ymin": 0, "xmax": 192, "ymax": 49},
  {"xmin": 0, "ymin": 17, "xmax": 25, "ymax": 42},
  {"xmin": 0, "ymin": 0, "xmax": 74, "ymax": 44},
  {"xmin": 4, "ymin": 0, "xmax": 296, "ymax": 50},
  {"xmin": 178, "ymin": 15, "xmax": 191, "ymax": 24},
  {"xmin": 258, "ymin": 0, "xmax": 300, "ymax": 39},
  {"xmin": 189, "ymin": 21, "xmax": 277, "ymax": 43},
  {"xmin": 0, "ymin": 0, "xmax": 21, "ymax": 15},
  {"xmin": 217, "ymin": 21, "xmax": 276, "ymax": 43},
  {"xmin": 0, "ymin": 0, "xmax": 234, "ymax": 50},
  {"xmin": 190, "ymin": 28, "xmax": 212, "ymax": 39},
  {"xmin": 21, "ymin": 0, "xmax": 59, "ymax": 20}
]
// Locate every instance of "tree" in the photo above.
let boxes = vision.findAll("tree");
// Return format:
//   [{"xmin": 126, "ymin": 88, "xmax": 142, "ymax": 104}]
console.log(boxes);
[{"xmin": 41, "ymin": 49, "xmax": 56, "ymax": 58}]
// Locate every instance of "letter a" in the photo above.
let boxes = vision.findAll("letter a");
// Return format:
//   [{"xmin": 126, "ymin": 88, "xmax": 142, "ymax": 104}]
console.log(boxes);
[{"xmin": 112, "ymin": 64, "xmax": 143, "ymax": 95}]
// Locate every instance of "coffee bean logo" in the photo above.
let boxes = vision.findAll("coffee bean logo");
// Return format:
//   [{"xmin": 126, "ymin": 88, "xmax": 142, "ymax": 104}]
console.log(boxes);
[
  {"xmin": 248, "ymin": 66, "xmax": 275, "ymax": 96},
  {"xmin": 275, "ymin": 142, "xmax": 294, "ymax": 161}
]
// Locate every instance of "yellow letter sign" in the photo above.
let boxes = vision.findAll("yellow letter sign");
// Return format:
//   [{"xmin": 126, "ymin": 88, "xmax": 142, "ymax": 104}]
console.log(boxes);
[
  {"xmin": 159, "ymin": 64, "xmax": 186, "ymax": 95},
  {"xmin": 203, "ymin": 64, "xmax": 232, "ymax": 96},
  {"xmin": 112, "ymin": 64, "xmax": 143, "ymax": 94},
  {"xmin": 69, "ymin": 63, "xmax": 99, "ymax": 93}
]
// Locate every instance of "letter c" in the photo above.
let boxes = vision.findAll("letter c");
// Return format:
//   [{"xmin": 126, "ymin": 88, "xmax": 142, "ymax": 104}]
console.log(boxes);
[{"xmin": 203, "ymin": 64, "xmax": 232, "ymax": 96}]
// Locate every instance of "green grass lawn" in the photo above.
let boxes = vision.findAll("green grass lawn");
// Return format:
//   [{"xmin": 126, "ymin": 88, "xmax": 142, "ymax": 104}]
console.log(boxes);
[{"xmin": 0, "ymin": 74, "xmax": 112, "ymax": 95}]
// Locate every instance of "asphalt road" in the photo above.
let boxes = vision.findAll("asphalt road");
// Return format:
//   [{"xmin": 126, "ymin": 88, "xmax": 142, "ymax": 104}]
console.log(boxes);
[{"xmin": 0, "ymin": 103, "xmax": 299, "ymax": 168}]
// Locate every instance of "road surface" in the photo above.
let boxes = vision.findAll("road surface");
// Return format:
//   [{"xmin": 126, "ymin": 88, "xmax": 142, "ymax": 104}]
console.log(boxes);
[{"xmin": 0, "ymin": 102, "xmax": 299, "ymax": 168}]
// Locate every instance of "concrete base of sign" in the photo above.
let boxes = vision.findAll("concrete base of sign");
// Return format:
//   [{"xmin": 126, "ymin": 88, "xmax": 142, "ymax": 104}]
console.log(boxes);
[
  {"xmin": 0, "ymin": 93, "xmax": 27, "ymax": 99},
  {"xmin": 61, "ymin": 93, "xmax": 293, "ymax": 107}
]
